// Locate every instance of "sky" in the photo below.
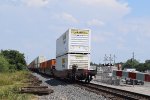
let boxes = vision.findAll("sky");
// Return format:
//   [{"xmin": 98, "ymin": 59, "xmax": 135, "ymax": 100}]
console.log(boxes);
[{"xmin": 0, "ymin": 0, "xmax": 150, "ymax": 64}]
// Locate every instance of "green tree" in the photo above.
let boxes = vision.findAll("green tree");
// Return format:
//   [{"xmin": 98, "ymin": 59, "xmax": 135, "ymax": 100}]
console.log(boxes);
[
  {"xmin": 0, "ymin": 55, "xmax": 9, "ymax": 72},
  {"xmin": 145, "ymin": 60, "xmax": 150, "ymax": 63},
  {"xmin": 136, "ymin": 63, "xmax": 145, "ymax": 72},
  {"xmin": 123, "ymin": 59, "xmax": 139, "ymax": 69},
  {"xmin": 0, "ymin": 50, "xmax": 27, "ymax": 70},
  {"xmin": 90, "ymin": 62, "xmax": 94, "ymax": 65},
  {"xmin": 132, "ymin": 60, "xmax": 150, "ymax": 72},
  {"xmin": 144, "ymin": 60, "xmax": 150, "ymax": 71}
]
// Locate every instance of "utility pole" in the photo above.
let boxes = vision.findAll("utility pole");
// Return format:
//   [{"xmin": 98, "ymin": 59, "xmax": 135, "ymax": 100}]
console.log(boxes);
[
  {"xmin": 132, "ymin": 52, "xmax": 134, "ymax": 61},
  {"xmin": 109, "ymin": 54, "xmax": 113, "ymax": 65},
  {"xmin": 114, "ymin": 55, "xmax": 116, "ymax": 65},
  {"xmin": 110, "ymin": 54, "xmax": 112, "ymax": 64},
  {"xmin": 26, "ymin": 55, "xmax": 28, "ymax": 65},
  {"xmin": 132, "ymin": 52, "xmax": 135, "ymax": 68},
  {"xmin": 132, "ymin": 52, "xmax": 135, "ymax": 87},
  {"xmin": 104, "ymin": 54, "xmax": 108, "ymax": 64}
]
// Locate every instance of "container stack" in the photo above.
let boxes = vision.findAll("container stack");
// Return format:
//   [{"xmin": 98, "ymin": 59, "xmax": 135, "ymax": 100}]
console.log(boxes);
[
  {"xmin": 56, "ymin": 28, "xmax": 91, "ymax": 70},
  {"xmin": 34, "ymin": 56, "xmax": 46, "ymax": 69}
]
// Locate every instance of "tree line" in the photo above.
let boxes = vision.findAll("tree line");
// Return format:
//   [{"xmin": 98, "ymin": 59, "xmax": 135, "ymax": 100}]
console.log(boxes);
[
  {"xmin": 0, "ymin": 50, "xmax": 27, "ymax": 72},
  {"xmin": 122, "ymin": 59, "xmax": 150, "ymax": 72},
  {"xmin": 91, "ymin": 59, "xmax": 150, "ymax": 72}
]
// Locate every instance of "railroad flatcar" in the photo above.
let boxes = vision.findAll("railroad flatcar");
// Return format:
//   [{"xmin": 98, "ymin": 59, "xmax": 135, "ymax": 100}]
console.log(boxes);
[{"xmin": 28, "ymin": 57, "xmax": 96, "ymax": 83}]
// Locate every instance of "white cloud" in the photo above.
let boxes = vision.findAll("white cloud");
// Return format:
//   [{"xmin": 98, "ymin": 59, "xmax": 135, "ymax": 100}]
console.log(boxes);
[
  {"xmin": 68, "ymin": 0, "xmax": 130, "ymax": 18},
  {"xmin": 55, "ymin": 12, "xmax": 78, "ymax": 23},
  {"xmin": 23, "ymin": 0, "xmax": 49, "ymax": 7},
  {"xmin": 79, "ymin": 0, "xmax": 127, "ymax": 7},
  {"xmin": 117, "ymin": 18, "xmax": 150, "ymax": 37},
  {"xmin": 62, "ymin": 13, "xmax": 78, "ymax": 23},
  {"xmin": 87, "ymin": 19, "xmax": 105, "ymax": 27}
]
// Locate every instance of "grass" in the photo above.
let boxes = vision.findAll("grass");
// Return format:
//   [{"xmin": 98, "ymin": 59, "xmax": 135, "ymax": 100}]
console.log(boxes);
[{"xmin": 0, "ymin": 71, "xmax": 36, "ymax": 100}]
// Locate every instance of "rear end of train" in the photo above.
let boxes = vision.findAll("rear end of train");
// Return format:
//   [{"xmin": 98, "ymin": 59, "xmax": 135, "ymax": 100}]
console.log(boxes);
[{"xmin": 56, "ymin": 28, "xmax": 97, "ymax": 82}]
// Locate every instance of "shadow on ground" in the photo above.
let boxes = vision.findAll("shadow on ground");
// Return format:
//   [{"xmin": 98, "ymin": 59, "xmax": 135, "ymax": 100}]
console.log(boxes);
[{"xmin": 45, "ymin": 79, "xmax": 71, "ymax": 86}]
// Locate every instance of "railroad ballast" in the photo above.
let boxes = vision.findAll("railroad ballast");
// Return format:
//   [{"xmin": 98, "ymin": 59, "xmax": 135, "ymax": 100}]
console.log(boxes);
[{"xmin": 28, "ymin": 28, "xmax": 96, "ymax": 83}]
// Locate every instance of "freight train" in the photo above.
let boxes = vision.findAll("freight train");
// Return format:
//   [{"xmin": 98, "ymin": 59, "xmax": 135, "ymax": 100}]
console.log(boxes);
[
  {"xmin": 28, "ymin": 28, "xmax": 97, "ymax": 83},
  {"xmin": 28, "ymin": 56, "xmax": 96, "ymax": 83}
]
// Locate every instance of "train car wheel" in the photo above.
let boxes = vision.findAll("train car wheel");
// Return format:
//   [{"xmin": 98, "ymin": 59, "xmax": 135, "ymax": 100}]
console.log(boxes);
[{"xmin": 85, "ymin": 75, "xmax": 90, "ymax": 83}]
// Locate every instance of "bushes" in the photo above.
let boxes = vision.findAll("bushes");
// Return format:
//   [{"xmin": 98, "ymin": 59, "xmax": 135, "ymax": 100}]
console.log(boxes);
[
  {"xmin": 0, "ymin": 50, "xmax": 33, "ymax": 100},
  {"xmin": 0, "ymin": 55, "xmax": 9, "ymax": 72},
  {"xmin": 0, "ymin": 49, "xmax": 27, "ymax": 72}
]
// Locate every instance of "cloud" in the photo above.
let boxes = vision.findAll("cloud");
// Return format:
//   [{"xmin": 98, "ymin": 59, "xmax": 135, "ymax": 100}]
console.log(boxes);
[
  {"xmin": 23, "ymin": 0, "xmax": 49, "ymax": 7},
  {"xmin": 68, "ymin": 0, "xmax": 130, "ymax": 19},
  {"xmin": 1, "ymin": 0, "xmax": 150, "ymax": 63},
  {"xmin": 55, "ymin": 12, "xmax": 78, "ymax": 23},
  {"xmin": 116, "ymin": 18, "xmax": 150, "ymax": 37},
  {"xmin": 87, "ymin": 19, "xmax": 105, "ymax": 27},
  {"xmin": 62, "ymin": 13, "xmax": 78, "ymax": 23},
  {"xmin": 79, "ymin": 0, "xmax": 127, "ymax": 7}
]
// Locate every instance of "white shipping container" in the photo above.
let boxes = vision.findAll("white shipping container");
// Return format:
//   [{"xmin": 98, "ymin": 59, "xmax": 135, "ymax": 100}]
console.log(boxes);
[
  {"xmin": 56, "ymin": 28, "xmax": 91, "ymax": 57},
  {"xmin": 34, "ymin": 56, "xmax": 46, "ymax": 68},
  {"xmin": 56, "ymin": 54, "xmax": 90, "ymax": 71}
]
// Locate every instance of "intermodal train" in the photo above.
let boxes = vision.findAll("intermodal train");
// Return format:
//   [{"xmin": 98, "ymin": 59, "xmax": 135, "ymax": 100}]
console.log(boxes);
[
  {"xmin": 28, "ymin": 28, "xmax": 97, "ymax": 83},
  {"xmin": 28, "ymin": 56, "xmax": 96, "ymax": 83}
]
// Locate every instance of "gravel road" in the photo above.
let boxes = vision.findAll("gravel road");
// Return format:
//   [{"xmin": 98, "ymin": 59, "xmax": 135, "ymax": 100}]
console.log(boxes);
[{"xmin": 32, "ymin": 73, "xmax": 108, "ymax": 100}]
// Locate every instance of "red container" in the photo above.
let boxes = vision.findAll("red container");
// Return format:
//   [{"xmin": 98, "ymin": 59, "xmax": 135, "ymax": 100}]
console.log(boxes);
[
  {"xmin": 46, "ymin": 59, "xmax": 56, "ymax": 69},
  {"xmin": 44, "ymin": 61, "xmax": 47, "ymax": 68},
  {"xmin": 116, "ymin": 71, "xmax": 122, "ymax": 77},
  {"xmin": 129, "ymin": 72, "xmax": 136, "ymax": 79},
  {"xmin": 145, "ymin": 74, "xmax": 150, "ymax": 82},
  {"xmin": 41, "ymin": 62, "xmax": 45, "ymax": 69}
]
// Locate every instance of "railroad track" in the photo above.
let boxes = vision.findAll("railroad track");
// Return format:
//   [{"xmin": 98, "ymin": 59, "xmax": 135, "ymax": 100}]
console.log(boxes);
[
  {"xmin": 31, "ymin": 72, "xmax": 150, "ymax": 100},
  {"xmin": 75, "ymin": 82, "xmax": 150, "ymax": 100}
]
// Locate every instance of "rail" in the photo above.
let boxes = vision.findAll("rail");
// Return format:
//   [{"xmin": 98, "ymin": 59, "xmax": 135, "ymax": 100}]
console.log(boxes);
[{"xmin": 75, "ymin": 82, "xmax": 150, "ymax": 100}]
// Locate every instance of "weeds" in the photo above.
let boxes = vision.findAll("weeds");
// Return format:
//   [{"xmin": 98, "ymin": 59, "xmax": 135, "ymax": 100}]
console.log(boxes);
[{"xmin": 0, "ymin": 71, "xmax": 35, "ymax": 100}]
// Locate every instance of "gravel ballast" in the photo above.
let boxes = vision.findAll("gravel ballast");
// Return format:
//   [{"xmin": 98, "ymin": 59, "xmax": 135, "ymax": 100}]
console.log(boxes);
[{"xmin": 32, "ymin": 73, "xmax": 108, "ymax": 100}]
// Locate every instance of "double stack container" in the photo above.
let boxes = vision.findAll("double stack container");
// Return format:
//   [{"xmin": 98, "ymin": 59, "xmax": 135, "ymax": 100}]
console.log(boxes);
[
  {"xmin": 34, "ymin": 56, "xmax": 46, "ymax": 68},
  {"xmin": 56, "ymin": 28, "xmax": 91, "ymax": 71}
]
